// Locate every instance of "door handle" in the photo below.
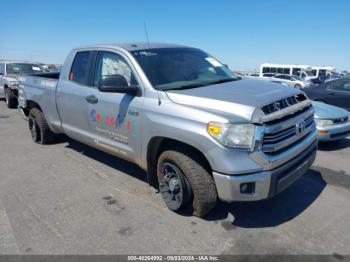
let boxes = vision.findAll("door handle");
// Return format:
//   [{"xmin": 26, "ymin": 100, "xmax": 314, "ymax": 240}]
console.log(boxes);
[
  {"xmin": 128, "ymin": 109, "xmax": 139, "ymax": 116},
  {"xmin": 327, "ymin": 92, "xmax": 335, "ymax": 96},
  {"xmin": 85, "ymin": 95, "xmax": 98, "ymax": 104}
]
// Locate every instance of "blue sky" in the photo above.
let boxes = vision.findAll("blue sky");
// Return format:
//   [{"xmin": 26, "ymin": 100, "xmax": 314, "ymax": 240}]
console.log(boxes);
[{"xmin": 1, "ymin": 0, "xmax": 349, "ymax": 71}]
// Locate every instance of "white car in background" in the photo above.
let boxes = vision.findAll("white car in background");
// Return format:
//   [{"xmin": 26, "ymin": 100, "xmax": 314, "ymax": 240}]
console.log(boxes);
[{"xmin": 271, "ymin": 74, "xmax": 312, "ymax": 89}]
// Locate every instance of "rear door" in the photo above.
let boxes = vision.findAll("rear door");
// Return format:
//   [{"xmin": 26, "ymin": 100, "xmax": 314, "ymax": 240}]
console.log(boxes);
[
  {"xmin": 86, "ymin": 50, "xmax": 143, "ymax": 162},
  {"xmin": 56, "ymin": 51, "xmax": 96, "ymax": 144}
]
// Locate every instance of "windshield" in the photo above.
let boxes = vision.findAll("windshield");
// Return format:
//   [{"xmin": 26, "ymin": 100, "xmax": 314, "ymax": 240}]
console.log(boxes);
[
  {"xmin": 131, "ymin": 48, "xmax": 239, "ymax": 91},
  {"xmin": 303, "ymin": 70, "xmax": 313, "ymax": 77},
  {"xmin": 6, "ymin": 63, "xmax": 44, "ymax": 74},
  {"xmin": 292, "ymin": 75, "xmax": 304, "ymax": 81}
]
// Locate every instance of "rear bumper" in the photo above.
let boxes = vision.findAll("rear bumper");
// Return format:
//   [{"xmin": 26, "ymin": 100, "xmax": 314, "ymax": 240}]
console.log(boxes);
[
  {"xmin": 317, "ymin": 121, "xmax": 350, "ymax": 141},
  {"xmin": 213, "ymin": 140, "xmax": 317, "ymax": 202}
]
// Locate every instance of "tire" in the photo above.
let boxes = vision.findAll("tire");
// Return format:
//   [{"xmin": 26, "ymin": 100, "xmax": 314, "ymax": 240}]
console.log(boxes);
[
  {"xmin": 5, "ymin": 88, "xmax": 18, "ymax": 109},
  {"xmin": 157, "ymin": 148, "xmax": 217, "ymax": 218},
  {"xmin": 294, "ymin": 84, "xmax": 302, "ymax": 89},
  {"xmin": 28, "ymin": 108, "xmax": 55, "ymax": 144}
]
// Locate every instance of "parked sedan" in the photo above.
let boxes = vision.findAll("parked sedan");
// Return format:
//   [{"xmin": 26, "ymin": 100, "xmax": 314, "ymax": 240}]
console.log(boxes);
[
  {"xmin": 313, "ymin": 101, "xmax": 350, "ymax": 142},
  {"xmin": 272, "ymin": 74, "xmax": 312, "ymax": 89},
  {"xmin": 304, "ymin": 79, "xmax": 350, "ymax": 111}
]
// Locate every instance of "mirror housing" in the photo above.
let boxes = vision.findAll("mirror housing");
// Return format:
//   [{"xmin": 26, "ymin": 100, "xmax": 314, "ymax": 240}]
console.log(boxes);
[
  {"xmin": 99, "ymin": 85, "xmax": 139, "ymax": 95},
  {"xmin": 98, "ymin": 74, "xmax": 139, "ymax": 95}
]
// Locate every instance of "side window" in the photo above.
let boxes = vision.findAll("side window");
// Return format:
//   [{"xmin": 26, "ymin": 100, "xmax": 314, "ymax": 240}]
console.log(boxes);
[
  {"xmin": 330, "ymin": 80, "xmax": 350, "ymax": 92},
  {"xmin": 292, "ymin": 68, "xmax": 301, "ymax": 76},
  {"xmin": 94, "ymin": 51, "xmax": 137, "ymax": 87},
  {"xmin": 0, "ymin": 63, "xmax": 4, "ymax": 75},
  {"xmin": 342, "ymin": 81, "xmax": 350, "ymax": 92},
  {"xmin": 325, "ymin": 82, "xmax": 334, "ymax": 90},
  {"xmin": 283, "ymin": 68, "xmax": 290, "ymax": 74},
  {"xmin": 69, "ymin": 51, "xmax": 91, "ymax": 85},
  {"xmin": 276, "ymin": 75, "xmax": 288, "ymax": 80},
  {"xmin": 262, "ymin": 67, "xmax": 270, "ymax": 73}
]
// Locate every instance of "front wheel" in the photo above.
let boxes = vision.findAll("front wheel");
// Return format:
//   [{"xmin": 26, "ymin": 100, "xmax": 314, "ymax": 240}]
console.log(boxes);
[
  {"xmin": 294, "ymin": 84, "xmax": 302, "ymax": 89},
  {"xmin": 5, "ymin": 88, "xmax": 18, "ymax": 109},
  {"xmin": 157, "ymin": 148, "xmax": 218, "ymax": 217}
]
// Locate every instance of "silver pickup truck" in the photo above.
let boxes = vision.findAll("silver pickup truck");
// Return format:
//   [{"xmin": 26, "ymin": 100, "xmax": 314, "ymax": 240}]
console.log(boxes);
[
  {"xmin": 0, "ymin": 60, "xmax": 45, "ymax": 108},
  {"xmin": 18, "ymin": 43, "xmax": 317, "ymax": 217}
]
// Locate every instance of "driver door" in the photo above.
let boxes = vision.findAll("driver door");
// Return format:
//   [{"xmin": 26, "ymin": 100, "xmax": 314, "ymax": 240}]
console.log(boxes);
[{"xmin": 86, "ymin": 50, "xmax": 143, "ymax": 163}]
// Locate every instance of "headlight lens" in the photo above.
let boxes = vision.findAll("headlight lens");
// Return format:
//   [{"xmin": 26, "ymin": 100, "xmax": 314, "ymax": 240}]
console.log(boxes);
[
  {"xmin": 9, "ymin": 81, "xmax": 18, "ymax": 87},
  {"xmin": 315, "ymin": 119, "xmax": 333, "ymax": 126},
  {"xmin": 207, "ymin": 122, "xmax": 256, "ymax": 150}
]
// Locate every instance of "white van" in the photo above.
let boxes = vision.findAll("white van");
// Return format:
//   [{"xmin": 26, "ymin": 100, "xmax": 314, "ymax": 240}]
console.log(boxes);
[{"xmin": 259, "ymin": 63, "xmax": 324, "ymax": 81}]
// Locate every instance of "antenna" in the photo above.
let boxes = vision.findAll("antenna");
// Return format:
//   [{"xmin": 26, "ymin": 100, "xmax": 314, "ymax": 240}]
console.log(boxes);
[
  {"xmin": 144, "ymin": 22, "xmax": 151, "ymax": 49},
  {"xmin": 143, "ymin": 22, "xmax": 162, "ymax": 105}
]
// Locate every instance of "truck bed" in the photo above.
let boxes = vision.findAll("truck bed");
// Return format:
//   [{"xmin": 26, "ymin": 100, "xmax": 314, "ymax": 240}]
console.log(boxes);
[
  {"xmin": 18, "ymin": 73, "xmax": 62, "ymax": 133},
  {"xmin": 26, "ymin": 72, "xmax": 60, "ymax": 79}
]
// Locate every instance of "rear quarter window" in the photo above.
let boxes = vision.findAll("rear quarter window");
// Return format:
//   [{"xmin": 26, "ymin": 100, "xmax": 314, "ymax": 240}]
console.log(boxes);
[{"xmin": 69, "ymin": 51, "xmax": 91, "ymax": 85}]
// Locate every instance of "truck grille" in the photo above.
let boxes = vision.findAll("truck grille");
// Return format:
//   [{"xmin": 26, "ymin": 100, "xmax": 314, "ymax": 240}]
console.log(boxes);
[
  {"xmin": 261, "ymin": 94, "xmax": 307, "ymax": 115},
  {"xmin": 262, "ymin": 113, "xmax": 315, "ymax": 155}
]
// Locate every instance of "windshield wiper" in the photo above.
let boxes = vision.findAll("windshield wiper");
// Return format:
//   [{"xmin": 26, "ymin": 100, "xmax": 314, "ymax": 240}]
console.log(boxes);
[
  {"xmin": 207, "ymin": 78, "xmax": 240, "ymax": 85},
  {"xmin": 163, "ymin": 83, "xmax": 206, "ymax": 91},
  {"xmin": 162, "ymin": 78, "xmax": 240, "ymax": 91}
]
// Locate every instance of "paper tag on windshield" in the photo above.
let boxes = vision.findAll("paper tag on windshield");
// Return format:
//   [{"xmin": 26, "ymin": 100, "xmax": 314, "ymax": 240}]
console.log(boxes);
[
  {"xmin": 205, "ymin": 57, "xmax": 222, "ymax": 67},
  {"xmin": 32, "ymin": 66, "xmax": 41, "ymax": 71}
]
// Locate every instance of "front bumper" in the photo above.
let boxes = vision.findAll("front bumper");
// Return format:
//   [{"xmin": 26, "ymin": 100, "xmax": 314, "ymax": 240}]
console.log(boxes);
[
  {"xmin": 213, "ymin": 140, "xmax": 317, "ymax": 202},
  {"xmin": 317, "ymin": 121, "xmax": 350, "ymax": 141}
]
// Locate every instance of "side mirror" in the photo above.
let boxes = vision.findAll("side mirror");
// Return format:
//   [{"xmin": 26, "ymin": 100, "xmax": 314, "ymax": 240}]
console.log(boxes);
[{"xmin": 99, "ymin": 74, "xmax": 138, "ymax": 95}]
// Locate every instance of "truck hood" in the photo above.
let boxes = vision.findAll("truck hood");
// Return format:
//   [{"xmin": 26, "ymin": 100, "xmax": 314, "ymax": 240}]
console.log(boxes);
[
  {"xmin": 4, "ymin": 74, "xmax": 19, "ymax": 82},
  {"xmin": 313, "ymin": 101, "xmax": 349, "ymax": 120},
  {"xmin": 165, "ymin": 78, "xmax": 303, "ymax": 121}
]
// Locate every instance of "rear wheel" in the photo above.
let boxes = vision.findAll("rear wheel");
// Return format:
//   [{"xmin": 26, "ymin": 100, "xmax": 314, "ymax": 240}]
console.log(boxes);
[
  {"xmin": 28, "ymin": 108, "xmax": 55, "ymax": 144},
  {"xmin": 157, "ymin": 148, "xmax": 217, "ymax": 217},
  {"xmin": 5, "ymin": 88, "xmax": 18, "ymax": 109}
]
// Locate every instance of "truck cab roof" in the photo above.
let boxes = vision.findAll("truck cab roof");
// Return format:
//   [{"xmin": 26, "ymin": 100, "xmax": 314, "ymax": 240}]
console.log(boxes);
[{"xmin": 74, "ymin": 42, "xmax": 193, "ymax": 52}]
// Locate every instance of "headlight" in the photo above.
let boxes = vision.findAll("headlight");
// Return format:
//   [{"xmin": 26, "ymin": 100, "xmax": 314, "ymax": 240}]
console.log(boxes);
[
  {"xmin": 9, "ymin": 81, "xmax": 18, "ymax": 87},
  {"xmin": 207, "ymin": 122, "xmax": 256, "ymax": 150},
  {"xmin": 315, "ymin": 119, "xmax": 333, "ymax": 126}
]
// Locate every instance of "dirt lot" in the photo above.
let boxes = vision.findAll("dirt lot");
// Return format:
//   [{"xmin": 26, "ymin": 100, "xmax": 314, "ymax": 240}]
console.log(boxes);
[{"xmin": 0, "ymin": 101, "xmax": 350, "ymax": 255}]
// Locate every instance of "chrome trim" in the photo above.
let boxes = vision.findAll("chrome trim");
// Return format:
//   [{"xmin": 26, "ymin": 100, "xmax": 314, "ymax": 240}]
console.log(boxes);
[
  {"xmin": 251, "ymin": 127, "xmax": 317, "ymax": 170},
  {"xmin": 263, "ymin": 122, "xmax": 315, "ymax": 153},
  {"xmin": 252, "ymin": 99, "xmax": 311, "ymax": 124},
  {"xmin": 264, "ymin": 107, "xmax": 314, "ymax": 134}
]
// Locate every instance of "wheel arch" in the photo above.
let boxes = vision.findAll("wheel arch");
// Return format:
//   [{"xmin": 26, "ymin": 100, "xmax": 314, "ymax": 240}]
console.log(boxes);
[
  {"xmin": 145, "ymin": 136, "xmax": 212, "ymax": 188},
  {"xmin": 22, "ymin": 100, "xmax": 43, "ymax": 117}
]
